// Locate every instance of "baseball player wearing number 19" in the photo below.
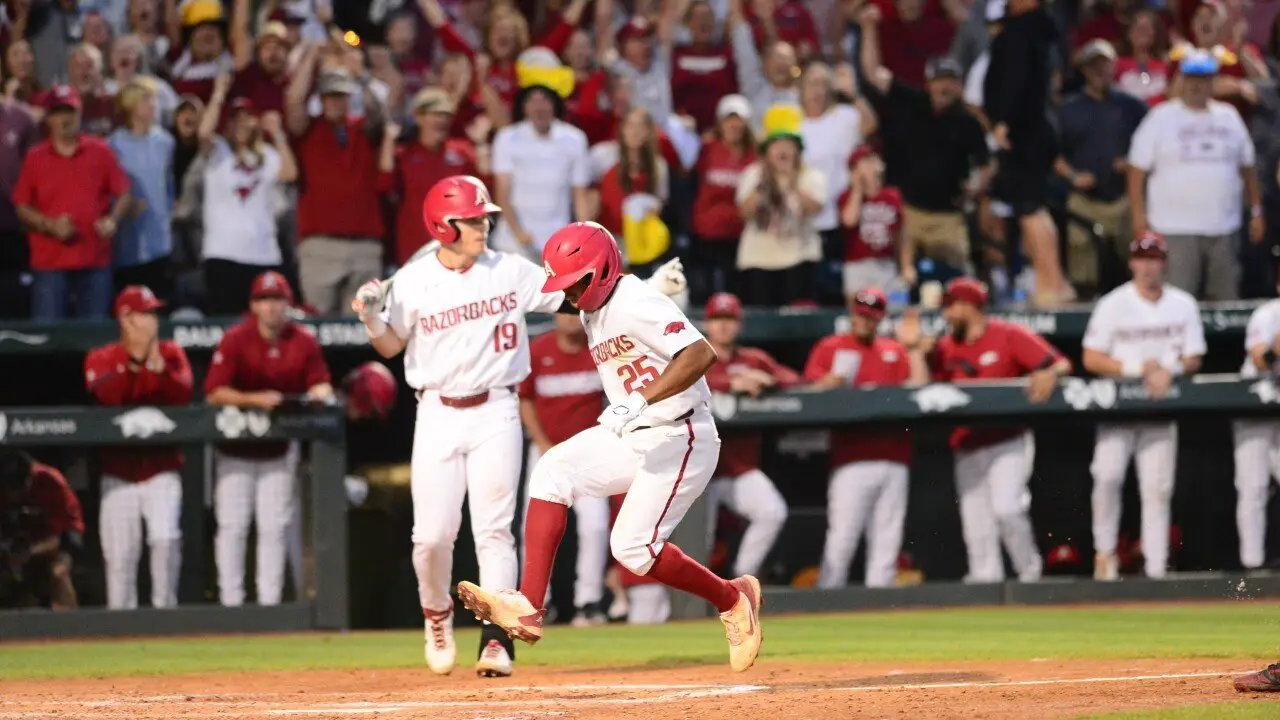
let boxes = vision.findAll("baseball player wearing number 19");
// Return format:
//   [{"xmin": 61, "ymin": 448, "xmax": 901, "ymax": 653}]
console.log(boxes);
[{"xmin": 1082, "ymin": 232, "xmax": 1205, "ymax": 580}]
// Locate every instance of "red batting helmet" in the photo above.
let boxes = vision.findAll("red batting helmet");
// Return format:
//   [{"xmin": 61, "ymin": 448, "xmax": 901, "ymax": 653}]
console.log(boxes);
[
  {"xmin": 541, "ymin": 222, "xmax": 623, "ymax": 313},
  {"xmin": 343, "ymin": 362, "xmax": 397, "ymax": 420},
  {"xmin": 422, "ymin": 175, "xmax": 501, "ymax": 244},
  {"xmin": 942, "ymin": 277, "xmax": 988, "ymax": 309}
]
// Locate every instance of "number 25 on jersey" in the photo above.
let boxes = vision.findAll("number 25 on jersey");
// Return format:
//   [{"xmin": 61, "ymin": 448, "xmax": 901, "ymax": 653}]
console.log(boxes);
[{"xmin": 618, "ymin": 357, "xmax": 659, "ymax": 394}]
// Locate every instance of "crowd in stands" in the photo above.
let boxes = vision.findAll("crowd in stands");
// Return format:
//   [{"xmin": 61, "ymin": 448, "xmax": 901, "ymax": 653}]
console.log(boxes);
[{"xmin": 2, "ymin": 0, "xmax": 1280, "ymax": 322}]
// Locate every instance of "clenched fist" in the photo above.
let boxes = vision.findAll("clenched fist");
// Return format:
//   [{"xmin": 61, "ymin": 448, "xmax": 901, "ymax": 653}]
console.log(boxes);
[
  {"xmin": 351, "ymin": 279, "xmax": 385, "ymax": 319},
  {"xmin": 597, "ymin": 391, "xmax": 649, "ymax": 436},
  {"xmin": 646, "ymin": 257, "xmax": 688, "ymax": 299}
]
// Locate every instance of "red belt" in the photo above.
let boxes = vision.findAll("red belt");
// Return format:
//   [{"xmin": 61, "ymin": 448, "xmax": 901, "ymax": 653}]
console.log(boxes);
[{"xmin": 418, "ymin": 386, "xmax": 515, "ymax": 409}]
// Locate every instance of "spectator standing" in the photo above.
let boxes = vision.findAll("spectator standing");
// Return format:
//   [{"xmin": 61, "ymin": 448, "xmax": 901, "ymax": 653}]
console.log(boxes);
[
  {"xmin": 105, "ymin": 34, "xmax": 180, "ymax": 125},
  {"xmin": 596, "ymin": 2, "xmax": 680, "ymax": 127},
  {"xmin": 4, "ymin": 39, "xmax": 43, "ymax": 106},
  {"xmin": 1082, "ymin": 233, "xmax": 1205, "ymax": 580},
  {"xmin": 729, "ymin": 0, "xmax": 800, "ymax": 125},
  {"xmin": 839, "ymin": 146, "xmax": 909, "ymax": 300},
  {"xmin": 1055, "ymin": 40, "xmax": 1146, "ymax": 297},
  {"xmin": 561, "ymin": 29, "xmax": 612, "ymax": 145},
  {"xmin": 1114, "ymin": 9, "xmax": 1171, "ymax": 106},
  {"xmin": 743, "ymin": 0, "xmax": 822, "ymax": 63},
  {"xmin": 84, "ymin": 285, "xmax": 193, "ymax": 609},
  {"xmin": 205, "ymin": 271, "xmax": 333, "ymax": 606},
  {"xmin": 671, "ymin": 0, "xmax": 738, "ymax": 134},
  {"xmin": 384, "ymin": 12, "xmax": 431, "ymax": 109},
  {"xmin": 107, "ymin": 77, "xmax": 175, "ymax": 300},
  {"xmin": 21, "ymin": 0, "xmax": 81, "ymax": 87},
  {"xmin": 63, "ymin": 43, "xmax": 117, "ymax": 136},
  {"xmin": 593, "ymin": 107, "xmax": 669, "ymax": 258},
  {"xmin": 200, "ymin": 76, "xmax": 297, "ymax": 315},
  {"xmin": 0, "ymin": 98, "xmax": 38, "ymax": 319},
  {"xmin": 82, "ymin": 9, "xmax": 113, "ymax": 59},
  {"xmin": 1178, "ymin": 0, "xmax": 1267, "ymax": 122},
  {"xmin": 808, "ymin": 288, "xmax": 928, "ymax": 588},
  {"xmin": 1127, "ymin": 49, "xmax": 1262, "ymax": 300},
  {"xmin": 876, "ymin": 0, "xmax": 956, "ymax": 87},
  {"xmin": 690, "ymin": 94, "xmax": 755, "ymax": 302},
  {"xmin": 229, "ymin": 9, "xmax": 292, "ymax": 115},
  {"xmin": 14, "ymin": 84, "xmax": 131, "ymax": 320},
  {"xmin": 285, "ymin": 42, "xmax": 390, "ymax": 315},
  {"xmin": 0, "ymin": 450, "xmax": 83, "ymax": 610},
  {"xmin": 125, "ymin": 0, "xmax": 171, "ymax": 73},
  {"xmin": 165, "ymin": 0, "xmax": 233, "ymax": 102},
  {"xmin": 860, "ymin": 8, "xmax": 991, "ymax": 275}
]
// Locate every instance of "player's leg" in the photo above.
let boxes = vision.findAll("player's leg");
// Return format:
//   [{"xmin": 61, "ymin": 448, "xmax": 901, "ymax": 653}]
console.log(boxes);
[
  {"xmin": 213, "ymin": 453, "xmax": 256, "ymax": 606},
  {"xmin": 1233, "ymin": 421, "xmax": 1271, "ymax": 569},
  {"xmin": 138, "ymin": 471, "xmax": 183, "ymax": 608},
  {"xmin": 98, "ymin": 476, "xmax": 143, "ymax": 610},
  {"xmin": 1090, "ymin": 425, "xmax": 1136, "ymax": 580},
  {"xmin": 864, "ymin": 462, "xmax": 909, "ymax": 588},
  {"xmin": 953, "ymin": 446, "xmax": 1002, "ymax": 582},
  {"xmin": 570, "ymin": 495, "xmax": 611, "ymax": 624},
  {"xmin": 254, "ymin": 455, "xmax": 297, "ymax": 605},
  {"xmin": 817, "ymin": 462, "xmax": 880, "ymax": 588},
  {"xmin": 1133, "ymin": 423, "xmax": 1177, "ymax": 578},
  {"xmin": 986, "ymin": 433, "xmax": 1042, "ymax": 582},
  {"xmin": 517, "ymin": 443, "xmax": 547, "ymax": 605},
  {"xmin": 720, "ymin": 469, "xmax": 789, "ymax": 578}
]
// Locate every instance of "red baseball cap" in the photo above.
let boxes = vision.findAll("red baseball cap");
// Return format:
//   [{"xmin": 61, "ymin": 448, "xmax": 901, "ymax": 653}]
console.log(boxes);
[
  {"xmin": 114, "ymin": 285, "xmax": 165, "ymax": 316},
  {"xmin": 617, "ymin": 16, "xmax": 654, "ymax": 43},
  {"xmin": 250, "ymin": 270, "xmax": 296, "ymax": 303},
  {"xmin": 848, "ymin": 144, "xmax": 879, "ymax": 168},
  {"xmin": 704, "ymin": 292, "xmax": 743, "ymax": 319},
  {"xmin": 228, "ymin": 96, "xmax": 256, "ymax": 114},
  {"xmin": 1130, "ymin": 231, "xmax": 1168, "ymax": 260},
  {"xmin": 942, "ymin": 277, "xmax": 989, "ymax": 308},
  {"xmin": 44, "ymin": 84, "xmax": 82, "ymax": 112},
  {"xmin": 851, "ymin": 286, "xmax": 888, "ymax": 320}
]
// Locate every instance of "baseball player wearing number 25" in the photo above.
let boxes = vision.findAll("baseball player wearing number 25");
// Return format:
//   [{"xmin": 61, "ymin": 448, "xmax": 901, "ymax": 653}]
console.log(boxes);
[
  {"xmin": 457, "ymin": 221, "xmax": 765, "ymax": 673},
  {"xmin": 1082, "ymin": 232, "xmax": 1204, "ymax": 580}
]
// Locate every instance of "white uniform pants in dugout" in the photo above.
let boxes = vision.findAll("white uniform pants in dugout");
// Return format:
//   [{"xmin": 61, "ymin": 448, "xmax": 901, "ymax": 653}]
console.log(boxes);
[
  {"xmin": 1233, "ymin": 420, "xmax": 1280, "ymax": 569},
  {"xmin": 522, "ymin": 444, "xmax": 610, "ymax": 609},
  {"xmin": 954, "ymin": 432, "xmax": 1042, "ymax": 583},
  {"xmin": 706, "ymin": 469, "xmax": 788, "ymax": 578},
  {"xmin": 817, "ymin": 460, "xmax": 908, "ymax": 589},
  {"xmin": 214, "ymin": 451, "xmax": 297, "ymax": 606},
  {"xmin": 1090, "ymin": 422, "xmax": 1177, "ymax": 578},
  {"xmin": 529, "ymin": 411, "xmax": 721, "ymax": 576},
  {"xmin": 100, "ymin": 472, "xmax": 182, "ymax": 609},
  {"xmin": 411, "ymin": 389, "xmax": 523, "ymax": 612}
]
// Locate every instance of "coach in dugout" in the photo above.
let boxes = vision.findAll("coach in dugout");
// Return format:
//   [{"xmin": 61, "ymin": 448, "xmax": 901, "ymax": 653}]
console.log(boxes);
[
  {"xmin": 0, "ymin": 450, "xmax": 84, "ymax": 610},
  {"xmin": 85, "ymin": 285, "xmax": 194, "ymax": 609},
  {"xmin": 205, "ymin": 271, "xmax": 333, "ymax": 606}
]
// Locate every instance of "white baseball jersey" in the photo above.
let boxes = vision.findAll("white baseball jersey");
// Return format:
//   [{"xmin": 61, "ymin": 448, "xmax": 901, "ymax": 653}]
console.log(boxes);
[
  {"xmin": 1240, "ymin": 300, "xmax": 1280, "ymax": 378},
  {"xmin": 583, "ymin": 275, "xmax": 711, "ymax": 426},
  {"xmin": 1083, "ymin": 281, "xmax": 1206, "ymax": 367},
  {"xmin": 380, "ymin": 249, "xmax": 564, "ymax": 393}
]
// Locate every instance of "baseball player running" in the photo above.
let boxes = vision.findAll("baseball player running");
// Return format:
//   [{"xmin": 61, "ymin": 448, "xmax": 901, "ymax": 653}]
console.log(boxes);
[
  {"xmin": 85, "ymin": 286, "xmax": 194, "ymax": 609},
  {"xmin": 703, "ymin": 292, "xmax": 796, "ymax": 579},
  {"xmin": 518, "ymin": 314, "xmax": 611, "ymax": 625},
  {"xmin": 919, "ymin": 278, "xmax": 1070, "ymax": 583},
  {"xmin": 1083, "ymin": 232, "xmax": 1204, "ymax": 580},
  {"xmin": 806, "ymin": 287, "xmax": 928, "ymax": 588},
  {"xmin": 456, "ymin": 221, "xmax": 764, "ymax": 673},
  {"xmin": 1233, "ymin": 266, "xmax": 1280, "ymax": 570},
  {"xmin": 353, "ymin": 178, "xmax": 687, "ymax": 678}
]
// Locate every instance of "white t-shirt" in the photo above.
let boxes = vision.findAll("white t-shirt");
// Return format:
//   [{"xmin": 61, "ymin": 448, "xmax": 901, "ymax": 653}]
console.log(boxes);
[
  {"xmin": 491, "ymin": 120, "xmax": 592, "ymax": 253},
  {"xmin": 381, "ymin": 249, "xmax": 565, "ymax": 393},
  {"xmin": 201, "ymin": 138, "xmax": 284, "ymax": 266},
  {"xmin": 734, "ymin": 163, "xmax": 828, "ymax": 270},
  {"xmin": 1083, "ymin": 281, "xmax": 1206, "ymax": 368},
  {"xmin": 1240, "ymin": 299, "xmax": 1280, "ymax": 378},
  {"xmin": 800, "ymin": 103, "xmax": 862, "ymax": 232},
  {"xmin": 1127, "ymin": 99, "xmax": 1254, "ymax": 236},
  {"xmin": 583, "ymin": 274, "xmax": 711, "ymax": 426}
]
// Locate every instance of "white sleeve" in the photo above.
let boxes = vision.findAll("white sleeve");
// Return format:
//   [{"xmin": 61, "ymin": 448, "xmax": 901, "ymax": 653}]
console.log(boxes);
[
  {"xmin": 569, "ymin": 132, "xmax": 592, "ymax": 188},
  {"xmin": 735, "ymin": 163, "xmax": 762, "ymax": 206},
  {"xmin": 515, "ymin": 255, "xmax": 565, "ymax": 314},
  {"xmin": 589, "ymin": 142, "xmax": 619, "ymax": 184},
  {"xmin": 801, "ymin": 166, "xmax": 828, "ymax": 206},
  {"xmin": 1244, "ymin": 306, "xmax": 1272, "ymax": 353},
  {"xmin": 378, "ymin": 282, "xmax": 414, "ymax": 341},
  {"xmin": 492, "ymin": 128, "xmax": 516, "ymax": 176},
  {"xmin": 1182, "ymin": 300, "xmax": 1207, "ymax": 358},
  {"xmin": 1127, "ymin": 111, "xmax": 1158, "ymax": 172},
  {"xmin": 263, "ymin": 145, "xmax": 282, "ymax": 180},
  {"xmin": 1082, "ymin": 301, "xmax": 1114, "ymax": 353},
  {"xmin": 625, "ymin": 283, "xmax": 707, "ymax": 360}
]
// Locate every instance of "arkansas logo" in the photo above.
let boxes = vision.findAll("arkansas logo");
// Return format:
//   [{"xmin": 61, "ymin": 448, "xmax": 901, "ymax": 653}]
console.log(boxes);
[{"xmin": 663, "ymin": 322, "xmax": 686, "ymax": 336}]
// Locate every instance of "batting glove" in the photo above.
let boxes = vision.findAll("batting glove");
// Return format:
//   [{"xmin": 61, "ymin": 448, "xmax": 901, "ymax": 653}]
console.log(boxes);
[
  {"xmin": 352, "ymin": 279, "xmax": 387, "ymax": 334},
  {"xmin": 598, "ymin": 391, "xmax": 649, "ymax": 436}
]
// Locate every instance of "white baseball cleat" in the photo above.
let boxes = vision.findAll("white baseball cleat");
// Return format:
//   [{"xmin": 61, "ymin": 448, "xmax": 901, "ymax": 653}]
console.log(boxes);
[
  {"xmin": 1094, "ymin": 552, "xmax": 1119, "ymax": 581},
  {"xmin": 456, "ymin": 582, "xmax": 546, "ymax": 645},
  {"xmin": 720, "ymin": 575, "xmax": 763, "ymax": 672},
  {"xmin": 423, "ymin": 604, "xmax": 457, "ymax": 675},
  {"xmin": 475, "ymin": 639, "xmax": 513, "ymax": 678}
]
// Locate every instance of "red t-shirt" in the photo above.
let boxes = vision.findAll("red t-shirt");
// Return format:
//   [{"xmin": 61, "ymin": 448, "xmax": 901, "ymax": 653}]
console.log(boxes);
[
  {"xmin": 840, "ymin": 185, "xmax": 903, "ymax": 262},
  {"xmin": 518, "ymin": 332, "xmax": 604, "ymax": 445},
  {"xmin": 745, "ymin": 0, "xmax": 821, "ymax": 57},
  {"xmin": 931, "ymin": 319, "xmax": 1065, "ymax": 451},
  {"xmin": 293, "ymin": 118, "xmax": 390, "ymax": 240},
  {"xmin": 596, "ymin": 164, "xmax": 660, "ymax": 237},
  {"xmin": 391, "ymin": 138, "xmax": 479, "ymax": 265},
  {"xmin": 565, "ymin": 69, "xmax": 614, "ymax": 146},
  {"xmin": 877, "ymin": 16, "xmax": 956, "ymax": 88},
  {"xmin": 30, "ymin": 88, "xmax": 120, "ymax": 136},
  {"xmin": 85, "ymin": 341, "xmax": 194, "ymax": 483},
  {"xmin": 692, "ymin": 139, "xmax": 755, "ymax": 240},
  {"xmin": 230, "ymin": 61, "xmax": 288, "ymax": 115},
  {"xmin": 1114, "ymin": 57, "xmax": 1170, "ymax": 106},
  {"xmin": 704, "ymin": 346, "xmax": 801, "ymax": 478},
  {"xmin": 670, "ymin": 44, "xmax": 737, "ymax": 133},
  {"xmin": 12, "ymin": 136, "xmax": 130, "ymax": 271},
  {"xmin": 204, "ymin": 318, "xmax": 332, "ymax": 458},
  {"xmin": 804, "ymin": 334, "xmax": 912, "ymax": 466},
  {"xmin": 7, "ymin": 462, "xmax": 85, "ymax": 542}
]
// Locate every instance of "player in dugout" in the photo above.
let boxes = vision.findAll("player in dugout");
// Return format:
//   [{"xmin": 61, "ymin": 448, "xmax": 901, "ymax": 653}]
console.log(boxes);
[{"xmin": 0, "ymin": 450, "xmax": 84, "ymax": 610}]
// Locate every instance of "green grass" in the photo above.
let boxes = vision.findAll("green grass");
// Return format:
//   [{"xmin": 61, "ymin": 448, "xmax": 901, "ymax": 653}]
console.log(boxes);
[
  {"xmin": 2, "ymin": 602, "xmax": 1279, "ymax": 681},
  {"xmin": 1070, "ymin": 700, "xmax": 1280, "ymax": 719}
]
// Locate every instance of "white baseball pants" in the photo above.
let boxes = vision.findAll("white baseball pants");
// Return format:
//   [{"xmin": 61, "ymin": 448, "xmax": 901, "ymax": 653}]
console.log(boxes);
[
  {"xmin": 522, "ymin": 445, "xmax": 611, "ymax": 608},
  {"xmin": 817, "ymin": 460, "xmax": 909, "ymax": 589},
  {"xmin": 626, "ymin": 583, "xmax": 671, "ymax": 625},
  {"xmin": 411, "ymin": 389, "xmax": 522, "ymax": 613},
  {"xmin": 528, "ymin": 412, "xmax": 721, "ymax": 577},
  {"xmin": 214, "ymin": 452, "xmax": 296, "ymax": 606},
  {"xmin": 1233, "ymin": 420, "xmax": 1280, "ymax": 569},
  {"xmin": 954, "ymin": 432, "xmax": 1042, "ymax": 583},
  {"xmin": 99, "ymin": 472, "xmax": 182, "ymax": 610},
  {"xmin": 1090, "ymin": 422, "xmax": 1176, "ymax": 578},
  {"xmin": 706, "ymin": 469, "xmax": 788, "ymax": 578}
]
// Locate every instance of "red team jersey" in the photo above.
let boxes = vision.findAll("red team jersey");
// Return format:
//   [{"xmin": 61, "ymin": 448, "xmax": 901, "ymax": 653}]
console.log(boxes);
[
  {"xmin": 205, "ymin": 319, "xmax": 332, "ymax": 459},
  {"xmin": 804, "ymin": 334, "xmax": 913, "ymax": 466},
  {"xmin": 931, "ymin": 319, "xmax": 1066, "ymax": 450},
  {"xmin": 840, "ymin": 186, "xmax": 904, "ymax": 262},
  {"xmin": 7, "ymin": 462, "xmax": 85, "ymax": 542},
  {"xmin": 704, "ymin": 346, "xmax": 801, "ymax": 477},
  {"xmin": 85, "ymin": 341, "xmax": 195, "ymax": 482},
  {"xmin": 518, "ymin": 333, "xmax": 605, "ymax": 445}
]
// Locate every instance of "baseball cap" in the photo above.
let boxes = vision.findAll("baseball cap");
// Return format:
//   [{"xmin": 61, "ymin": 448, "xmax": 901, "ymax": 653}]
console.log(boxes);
[
  {"xmin": 257, "ymin": 21, "xmax": 290, "ymax": 47},
  {"xmin": 617, "ymin": 16, "xmax": 655, "ymax": 44},
  {"xmin": 942, "ymin": 277, "xmax": 989, "ymax": 308},
  {"xmin": 848, "ymin": 144, "xmax": 878, "ymax": 168},
  {"xmin": 250, "ymin": 270, "xmax": 296, "ymax": 303},
  {"xmin": 1179, "ymin": 48, "xmax": 1220, "ymax": 76},
  {"xmin": 1075, "ymin": 39, "xmax": 1117, "ymax": 66},
  {"xmin": 114, "ymin": 285, "xmax": 166, "ymax": 316},
  {"xmin": 44, "ymin": 84, "xmax": 82, "ymax": 112},
  {"xmin": 412, "ymin": 86, "xmax": 458, "ymax": 114},
  {"xmin": 716, "ymin": 94, "xmax": 751, "ymax": 122},
  {"xmin": 176, "ymin": 93, "xmax": 204, "ymax": 114},
  {"xmin": 317, "ymin": 70, "xmax": 359, "ymax": 96},
  {"xmin": 1130, "ymin": 231, "xmax": 1168, "ymax": 260},
  {"xmin": 924, "ymin": 57, "xmax": 963, "ymax": 82},
  {"xmin": 851, "ymin": 286, "xmax": 888, "ymax": 321},
  {"xmin": 705, "ymin": 292, "xmax": 743, "ymax": 319},
  {"xmin": 228, "ymin": 96, "xmax": 256, "ymax": 114}
]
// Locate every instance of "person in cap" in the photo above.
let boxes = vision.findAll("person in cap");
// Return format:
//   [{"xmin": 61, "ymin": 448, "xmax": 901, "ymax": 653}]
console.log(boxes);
[
  {"xmin": 0, "ymin": 450, "xmax": 83, "ymax": 610},
  {"xmin": 13, "ymin": 83, "xmax": 131, "ymax": 320},
  {"xmin": 205, "ymin": 271, "xmax": 333, "ymax": 608},
  {"xmin": 806, "ymin": 287, "xmax": 928, "ymax": 588},
  {"xmin": 726, "ymin": 0, "xmax": 800, "ymax": 127},
  {"xmin": 199, "ymin": 74, "xmax": 298, "ymax": 316},
  {"xmin": 1054, "ymin": 39, "xmax": 1147, "ymax": 297},
  {"xmin": 735, "ymin": 103, "xmax": 825, "ymax": 306},
  {"xmin": 688, "ymin": 95, "xmax": 756, "ymax": 303},
  {"xmin": 670, "ymin": 0, "xmax": 737, "ymax": 134},
  {"xmin": 228, "ymin": 16, "xmax": 292, "ymax": 114},
  {"xmin": 1180, "ymin": 0, "xmax": 1266, "ymax": 120},
  {"xmin": 901, "ymin": 276, "xmax": 1069, "ymax": 583},
  {"xmin": 1126, "ymin": 47, "xmax": 1261, "ymax": 300},
  {"xmin": 702, "ymin": 292, "xmax": 798, "ymax": 579},
  {"xmin": 83, "ymin": 285, "xmax": 193, "ymax": 610},
  {"xmin": 599, "ymin": 4, "xmax": 679, "ymax": 126},
  {"xmin": 1082, "ymin": 232, "xmax": 1205, "ymax": 580},
  {"xmin": 168, "ymin": 0, "xmax": 231, "ymax": 101},
  {"xmin": 839, "ymin": 145, "xmax": 908, "ymax": 303}
]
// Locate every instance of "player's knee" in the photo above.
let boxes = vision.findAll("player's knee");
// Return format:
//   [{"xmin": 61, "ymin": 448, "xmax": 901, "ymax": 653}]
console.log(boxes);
[
  {"xmin": 472, "ymin": 525, "xmax": 515, "ymax": 557},
  {"xmin": 412, "ymin": 524, "xmax": 457, "ymax": 551},
  {"xmin": 755, "ymin": 494, "xmax": 789, "ymax": 526},
  {"xmin": 528, "ymin": 446, "xmax": 574, "ymax": 505},
  {"xmin": 609, "ymin": 529, "xmax": 654, "ymax": 576},
  {"xmin": 1089, "ymin": 463, "xmax": 1126, "ymax": 487}
]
